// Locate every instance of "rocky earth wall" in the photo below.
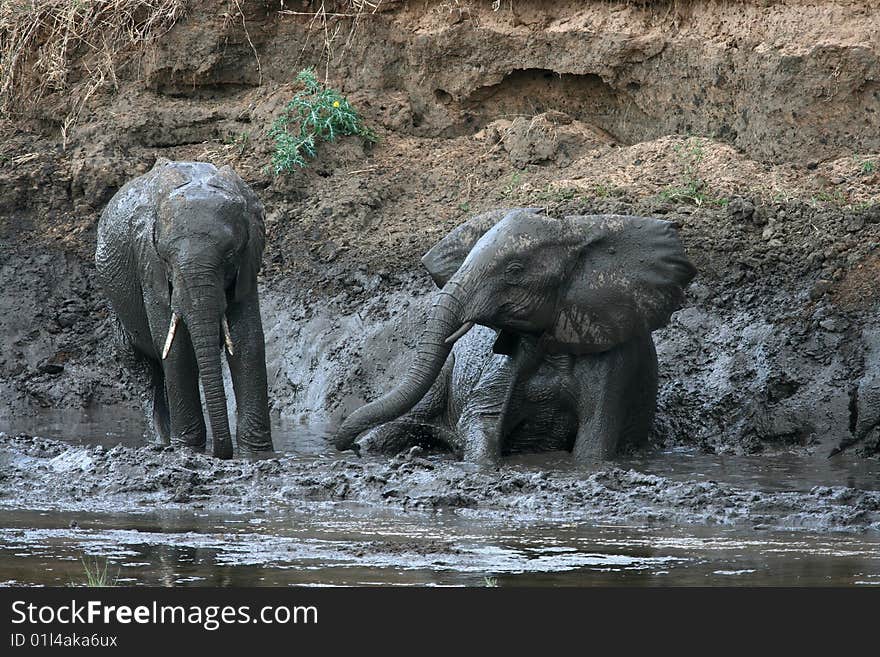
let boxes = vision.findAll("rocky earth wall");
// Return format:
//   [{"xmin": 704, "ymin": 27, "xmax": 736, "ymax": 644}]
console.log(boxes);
[{"xmin": 1, "ymin": 0, "xmax": 879, "ymax": 457}]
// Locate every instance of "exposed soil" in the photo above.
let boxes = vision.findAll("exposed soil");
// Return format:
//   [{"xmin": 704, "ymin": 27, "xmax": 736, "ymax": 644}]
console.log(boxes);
[{"xmin": 1, "ymin": 0, "xmax": 880, "ymax": 529}]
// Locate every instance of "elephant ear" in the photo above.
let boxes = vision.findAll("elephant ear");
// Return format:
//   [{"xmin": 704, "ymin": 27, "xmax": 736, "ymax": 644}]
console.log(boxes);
[
  {"xmin": 545, "ymin": 215, "xmax": 696, "ymax": 354},
  {"xmin": 421, "ymin": 207, "xmax": 545, "ymax": 288},
  {"xmin": 222, "ymin": 166, "xmax": 266, "ymax": 302}
]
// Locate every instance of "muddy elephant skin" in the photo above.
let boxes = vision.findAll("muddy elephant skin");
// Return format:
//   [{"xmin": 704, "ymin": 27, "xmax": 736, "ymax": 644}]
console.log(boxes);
[
  {"xmin": 335, "ymin": 208, "xmax": 696, "ymax": 463},
  {"xmin": 95, "ymin": 160, "xmax": 272, "ymax": 458},
  {"xmin": 359, "ymin": 324, "xmax": 659, "ymax": 462}
]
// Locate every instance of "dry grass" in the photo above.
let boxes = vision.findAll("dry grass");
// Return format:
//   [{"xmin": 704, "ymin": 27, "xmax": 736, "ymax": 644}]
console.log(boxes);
[
  {"xmin": 0, "ymin": 0, "xmax": 186, "ymax": 144},
  {"xmin": 0, "ymin": 1, "xmax": 385, "ymax": 126}
]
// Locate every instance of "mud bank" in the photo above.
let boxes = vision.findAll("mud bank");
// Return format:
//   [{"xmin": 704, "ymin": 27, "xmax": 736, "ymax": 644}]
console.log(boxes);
[
  {"xmin": 0, "ymin": 246, "xmax": 141, "ymax": 419},
  {"xmin": 262, "ymin": 194, "xmax": 880, "ymax": 457},
  {"xmin": 2, "ymin": 433, "xmax": 879, "ymax": 534},
  {"xmin": 5, "ymin": 197, "xmax": 880, "ymax": 457},
  {"xmin": 7, "ymin": 1, "xmax": 880, "ymax": 165},
  {"xmin": 1, "ymin": 0, "xmax": 879, "ymax": 459}
]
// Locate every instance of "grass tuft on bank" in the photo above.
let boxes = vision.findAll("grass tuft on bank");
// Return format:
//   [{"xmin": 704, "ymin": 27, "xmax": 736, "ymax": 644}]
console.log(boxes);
[{"xmin": 0, "ymin": 0, "xmax": 186, "ymax": 140}]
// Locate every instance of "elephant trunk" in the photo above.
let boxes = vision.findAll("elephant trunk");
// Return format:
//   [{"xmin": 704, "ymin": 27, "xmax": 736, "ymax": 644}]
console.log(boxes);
[
  {"xmin": 183, "ymin": 283, "xmax": 233, "ymax": 459},
  {"xmin": 334, "ymin": 281, "xmax": 470, "ymax": 450}
]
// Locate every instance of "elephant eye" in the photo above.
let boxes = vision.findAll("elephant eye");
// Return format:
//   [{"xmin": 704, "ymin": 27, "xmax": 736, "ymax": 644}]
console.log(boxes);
[{"xmin": 504, "ymin": 261, "xmax": 525, "ymax": 283}]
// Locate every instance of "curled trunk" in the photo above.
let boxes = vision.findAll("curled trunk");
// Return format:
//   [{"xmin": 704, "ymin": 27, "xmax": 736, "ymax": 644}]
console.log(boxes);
[{"xmin": 334, "ymin": 283, "xmax": 468, "ymax": 450}]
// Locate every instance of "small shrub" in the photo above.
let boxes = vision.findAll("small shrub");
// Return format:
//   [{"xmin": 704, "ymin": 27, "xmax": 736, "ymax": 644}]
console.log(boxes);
[
  {"xmin": 858, "ymin": 158, "xmax": 876, "ymax": 176},
  {"xmin": 531, "ymin": 184, "xmax": 579, "ymax": 203},
  {"xmin": 660, "ymin": 137, "xmax": 726, "ymax": 207},
  {"xmin": 72, "ymin": 557, "xmax": 117, "ymax": 587},
  {"xmin": 659, "ymin": 182, "xmax": 727, "ymax": 207},
  {"xmin": 225, "ymin": 131, "xmax": 251, "ymax": 156},
  {"xmin": 501, "ymin": 172, "xmax": 524, "ymax": 197},
  {"xmin": 268, "ymin": 68, "xmax": 376, "ymax": 174},
  {"xmin": 592, "ymin": 182, "xmax": 611, "ymax": 198},
  {"xmin": 811, "ymin": 189, "xmax": 848, "ymax": 206}
]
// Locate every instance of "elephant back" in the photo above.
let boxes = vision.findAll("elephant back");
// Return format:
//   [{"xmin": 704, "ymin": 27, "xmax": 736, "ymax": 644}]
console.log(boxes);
[{"xmin": 151, "ymin": 161, "xmax": 261, "ymax": 217}]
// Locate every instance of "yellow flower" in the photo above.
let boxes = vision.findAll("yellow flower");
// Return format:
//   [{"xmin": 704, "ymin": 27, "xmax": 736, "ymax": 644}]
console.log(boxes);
[{"xmin": 332, "ymin": 100, "xmax": 340, "ymax": 108}]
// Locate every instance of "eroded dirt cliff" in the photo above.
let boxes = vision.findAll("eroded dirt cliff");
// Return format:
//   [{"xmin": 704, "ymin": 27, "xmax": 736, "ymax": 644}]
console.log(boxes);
[{"xmin": 1, "ymin": 0, "xmax": 879, "ymax": 457}]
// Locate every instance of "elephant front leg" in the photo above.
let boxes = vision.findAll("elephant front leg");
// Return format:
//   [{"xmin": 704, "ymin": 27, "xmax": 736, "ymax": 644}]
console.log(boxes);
[
  {"xmin": 457, "ymin": 343, "xmax": 543, "ymax": 465},
  {"xmin": 226, "ymin": 295, "xmax": 273, "ymax": 453},
  {"xmin": 161, "ymin": 323, "xmax": 208, "ymax": 450},
  {"xmin": 572, "ymin": 335, "xmax": 658, "ymax": 464},
  {"xmin": 457, "ymin": 357, "xmax": 514, "ymax": 465}
]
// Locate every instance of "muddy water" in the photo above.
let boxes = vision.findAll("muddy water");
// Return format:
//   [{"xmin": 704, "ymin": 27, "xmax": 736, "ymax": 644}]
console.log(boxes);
[
  {"xmin": 4, "ymin": 507, "xmax": 880, "ymax": 587},
  {"xmin": 2, "ymin": 409, "xmax": 880, "ymax": 586},
  {"xmin": 0, "ymin": 407, "xmax": 331, "ymax": 455}
]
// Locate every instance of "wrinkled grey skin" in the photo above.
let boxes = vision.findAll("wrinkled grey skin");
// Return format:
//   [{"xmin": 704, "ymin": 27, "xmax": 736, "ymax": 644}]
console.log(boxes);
[
  {"xmin": 358, "ymin": 324, "xmax": 658, "ymax": 462},
  {"xmin": 95, "ymin": 160, "xmax": 272, "ymax": 459},
  {"xmin": 334, "ymin": 208, "xmax": 695, "ymax": 463}
]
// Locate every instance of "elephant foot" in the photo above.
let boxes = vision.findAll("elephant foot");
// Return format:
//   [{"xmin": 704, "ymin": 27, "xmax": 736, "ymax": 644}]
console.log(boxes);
[
  {"xmin": 571, "ymin": 432, "xmax": 615, "ymax": 466},
  {"xmin": 457, "ymin": 416, "xmax": 503, "ymax": 466},
  {"xmin": 237, "ymin": 441, "xmax": 275, "ymax": 456},
  {"xmin": 360, "ymin": 421, "xmax": 456, "ymax": 456},
  {"xmin": 359, "ymin": 422, "xmax": 420, "ymax": 455},
  {"xmin": 171, "ymin": 436, "xmax": 206, "ymax": 451},
  {"xmin": 462, "ymin": 442, "xmax": 502, "ymax": 468},
  {"xmin": 212, "ymin": 438, "xmax": 233, "ymax": 459},
  {"xmin": 235, "ymin": 412, "xmax": 275, "ymax": 454}
]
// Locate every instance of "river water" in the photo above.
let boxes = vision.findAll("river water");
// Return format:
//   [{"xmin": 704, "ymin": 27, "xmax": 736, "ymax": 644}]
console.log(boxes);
[{"xmin": 1, "ymin": 408, "xmax": 879, "ymax": 587}]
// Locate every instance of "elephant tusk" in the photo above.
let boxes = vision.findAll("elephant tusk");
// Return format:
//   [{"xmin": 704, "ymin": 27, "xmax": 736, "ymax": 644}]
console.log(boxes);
[
  {"xmin": 161, "ymin": 312, "xmax": 179, "ymax": 360},
  {"xmin": 222, "ymin": 317, "xmax": 235, "ymax": 356},
  {"xmin": 445, "ymin": 321, "xmax": 475, "ymax": 344}
]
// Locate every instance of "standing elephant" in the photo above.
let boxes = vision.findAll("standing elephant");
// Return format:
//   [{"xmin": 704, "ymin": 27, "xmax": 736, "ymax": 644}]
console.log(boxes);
[
  {"xmin": 95, "ymin": 160, "xmax": 273, "ymax": 458},
  {"xmin": 334, "ymin": 208, "xmax": 695, "ymax": 463}
]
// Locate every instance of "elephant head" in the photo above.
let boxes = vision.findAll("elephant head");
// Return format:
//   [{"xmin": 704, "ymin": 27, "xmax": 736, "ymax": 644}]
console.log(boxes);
[
  {"xmin": 334, "ymin": 208, "xmax": 695, "ymax": 450},
  {"xmin": 150, "ymin": 161, "xmax": 265, "ymax": 458}
]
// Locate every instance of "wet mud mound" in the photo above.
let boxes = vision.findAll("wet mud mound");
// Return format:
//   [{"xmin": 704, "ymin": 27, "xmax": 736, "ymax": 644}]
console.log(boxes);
[
  {"xmin": 0, "ymin": 247, "xmax": 142, "ymax": 419},
  {"xmin": 0, "ymin": 1, "xmax": 879, "ymax": 458},
  {"xmin": 2, "ymin": 433, "xmax": 879, "ymax": 534}
]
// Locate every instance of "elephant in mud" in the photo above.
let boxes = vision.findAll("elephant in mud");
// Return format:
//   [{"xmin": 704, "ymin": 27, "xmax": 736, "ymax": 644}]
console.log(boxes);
[
  {"xmin": 95, "ymin": 160, "xmax": 272, "ymax": 459},
  {"xmin": 334, "ymin": 208, "xmax": 696, "ymax": 464}
]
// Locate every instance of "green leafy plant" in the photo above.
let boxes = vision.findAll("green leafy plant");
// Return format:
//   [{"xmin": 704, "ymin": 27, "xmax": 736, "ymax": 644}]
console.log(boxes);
[
  {"xmin": 851, "ymin": 200, "xmax": 875, "ymax": 212},
  {"xmin": 501, "ymin": 172, "xmax": 524, "ymax": 197},
  {"xmin": 531, "ymin": 184, "xmax": 579, "ymax": 203},
  {"xmin": 592, "ymin": 182, "xmax": 611, "ymax": 198},
  {"xmin": 225, "ymin": 130, "xmax": 251, "ymax": 156},
  {"xmin": 659, "ymin": 183, "xmax": 727, "ymax": 207},
  {"xmin": 268, "ymin": 68, "xmax": 376, "ymax": 174},
  {"xmin": 811, "ymin": 189, "xmax": 848, "ymax": 206}
]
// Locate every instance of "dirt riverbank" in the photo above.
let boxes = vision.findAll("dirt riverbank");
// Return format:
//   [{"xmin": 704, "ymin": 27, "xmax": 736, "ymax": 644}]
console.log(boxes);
[{"xmin": 2, "ymin": 0, "xmax": 880, "ymax": 460}]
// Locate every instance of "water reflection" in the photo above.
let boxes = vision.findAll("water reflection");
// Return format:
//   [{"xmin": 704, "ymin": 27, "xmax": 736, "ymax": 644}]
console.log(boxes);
[
  {"xmin": 2, "ymin": 508, "xmax": 880, "ymax": 586},
  {"xmin": 2, "ymin": 407, "xmax": 880, "ymax": 586},
  {"xmin": 0, "ymin": 406, "xmax": 334, "ymax": 455}
]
